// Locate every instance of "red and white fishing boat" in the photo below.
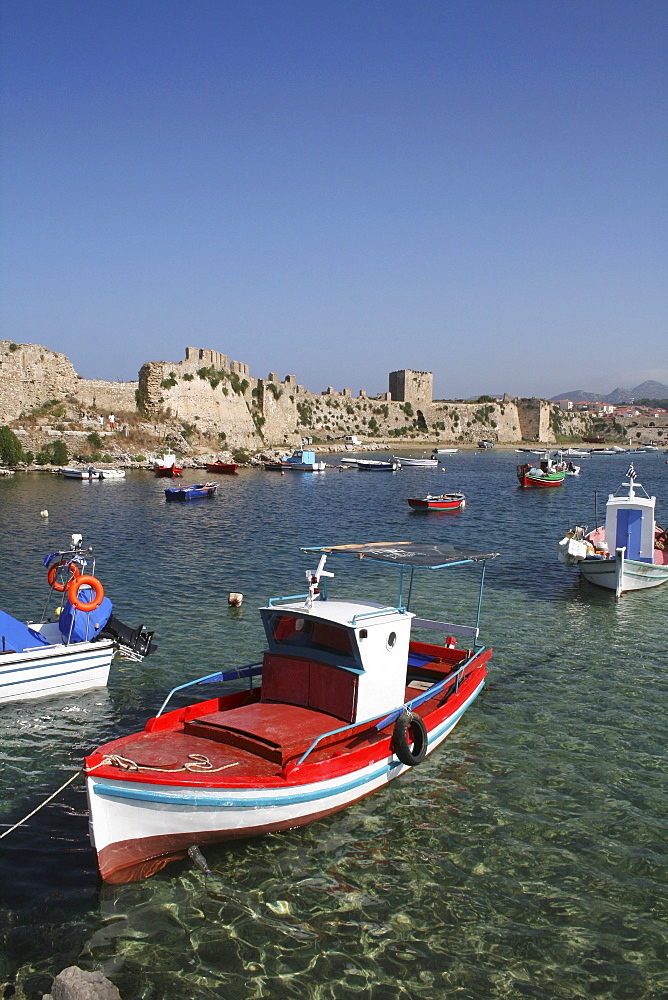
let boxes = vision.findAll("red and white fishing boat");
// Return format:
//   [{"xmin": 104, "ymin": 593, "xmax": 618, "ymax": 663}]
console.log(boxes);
[
  {"xmin": 154, "ymin": 452, "xmax": 182, "ymax": 478},
  {"xmin": 407, "ymin": 492, "xmax": 466, "ymax": 511},
  {"xmin": 85, "ymin": 540, "xmax": 498, "ymax": 883}
]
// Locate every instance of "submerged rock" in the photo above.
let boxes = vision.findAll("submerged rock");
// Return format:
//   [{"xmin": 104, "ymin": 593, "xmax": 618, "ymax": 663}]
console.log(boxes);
[{"xmin": 42, "ymin": 965, "xmax": 122, "ymax": 1000}]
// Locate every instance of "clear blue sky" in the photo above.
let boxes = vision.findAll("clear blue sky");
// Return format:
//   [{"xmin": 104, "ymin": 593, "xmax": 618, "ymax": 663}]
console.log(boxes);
[{"xmin": 1, "ymin": 0, "xmax": 666, "ymax": 399}]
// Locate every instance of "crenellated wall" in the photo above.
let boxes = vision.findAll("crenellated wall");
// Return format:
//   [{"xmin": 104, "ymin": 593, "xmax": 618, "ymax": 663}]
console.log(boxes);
[{"xmin": 1, "ymin": 341, "xmax": 594, "ymax": 452}]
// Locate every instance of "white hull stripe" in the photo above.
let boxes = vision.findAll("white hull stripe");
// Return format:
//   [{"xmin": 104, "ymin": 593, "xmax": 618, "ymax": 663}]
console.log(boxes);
[
  {"xmin": 92, "ymin": 683, "xmax": 483, "ymax": 809},
  {"xmin": 0, "ymin": 661, "xmax": 110, "ymax": 688},
  {"xmin": 0, "ymin": 653, "xmax": 112, "ymax": 690}
]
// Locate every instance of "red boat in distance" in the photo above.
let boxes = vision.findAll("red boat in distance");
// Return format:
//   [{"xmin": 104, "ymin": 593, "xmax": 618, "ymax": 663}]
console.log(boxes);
[
  {"xmin": 204, "ymin": 462, "xmax": 239, "ymax": 475},
  {"xmin": 154, "ymin": 453, "xmax": 183, "ymax": 478},
  {"xmin": 408, "ymin": 492, "xmax": 466, "ymax": 511}
]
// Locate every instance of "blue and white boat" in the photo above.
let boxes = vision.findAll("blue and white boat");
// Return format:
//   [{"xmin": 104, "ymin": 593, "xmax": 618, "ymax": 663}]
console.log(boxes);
[
  {"xmin": 165, "ymin": 482, "xmax": 218, "ymax": 501},
  {"xmin": 281, "ymin": 449, "xmax": 326, "ymax": 472},
  {"xmin": 558, "ymin": 465, "xmax": 668, "ymax": 597},
  {"xmin": 0, "ymin": 534, "xmax": 155, "ymax": 704},
  {"xmin": 85, "ymin": 540, "xmax": 499, "ymax": 883}
]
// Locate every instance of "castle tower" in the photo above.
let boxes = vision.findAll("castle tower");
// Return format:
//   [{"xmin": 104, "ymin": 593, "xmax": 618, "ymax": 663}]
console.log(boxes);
[{"xmin": 388, "ymin": 369, "xmax": 433, "ymax": 405}]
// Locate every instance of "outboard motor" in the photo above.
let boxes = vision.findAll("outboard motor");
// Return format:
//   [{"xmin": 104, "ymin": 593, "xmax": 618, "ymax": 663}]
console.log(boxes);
[{"xmin": 98, "ymin": 614, "xmax": 157, "ymax": 661}]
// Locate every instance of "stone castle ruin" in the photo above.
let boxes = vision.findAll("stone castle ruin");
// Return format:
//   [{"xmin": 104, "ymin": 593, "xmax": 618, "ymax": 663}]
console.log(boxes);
[{"xmin": 0, "ymin": 340, "xmax": 591, "ymax": 452}]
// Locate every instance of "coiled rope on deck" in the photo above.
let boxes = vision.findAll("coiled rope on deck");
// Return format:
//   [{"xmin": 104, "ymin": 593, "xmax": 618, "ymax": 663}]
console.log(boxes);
[{"xmin": 100, "ymin": 752, "xmax": 238, "ymax": 774}]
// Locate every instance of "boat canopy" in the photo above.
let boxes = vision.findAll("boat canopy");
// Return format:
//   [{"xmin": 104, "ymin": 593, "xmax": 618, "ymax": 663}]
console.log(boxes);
[
  {"xmin": 0, "ymin": 609, "xmax": 50, "ymax": 653},
  {"xmin": 302, "ymin": 541, "xmax": 499, "ymax": 568}
]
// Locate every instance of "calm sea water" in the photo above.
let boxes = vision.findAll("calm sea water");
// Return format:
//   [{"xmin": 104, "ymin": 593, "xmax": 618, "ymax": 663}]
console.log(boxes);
[{"xmin": 0, "ymin": 452, "xmax": 666, "ymax": 1000}]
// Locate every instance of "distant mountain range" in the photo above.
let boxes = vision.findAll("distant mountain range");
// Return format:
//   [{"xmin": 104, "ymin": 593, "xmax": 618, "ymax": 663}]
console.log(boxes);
[{"xmin": 551, "ymin": 381, "xmax": 668, "ymax": 404}]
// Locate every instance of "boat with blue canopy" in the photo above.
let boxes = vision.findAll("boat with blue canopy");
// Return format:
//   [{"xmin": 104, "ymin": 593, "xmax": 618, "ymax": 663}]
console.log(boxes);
[{"xmin": 0, "ymin": 534, "xmax": 155, "ymax": 704}]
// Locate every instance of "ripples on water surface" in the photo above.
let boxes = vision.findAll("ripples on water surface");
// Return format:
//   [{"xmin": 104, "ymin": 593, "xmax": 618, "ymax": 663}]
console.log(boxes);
[{"xmin": 0, "ymin": 453, "xmax": 666, "ymax": 999}]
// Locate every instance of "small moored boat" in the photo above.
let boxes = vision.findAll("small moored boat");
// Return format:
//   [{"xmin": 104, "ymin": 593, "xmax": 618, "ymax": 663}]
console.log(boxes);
[
  {"xmin": 165, "ymin": 482, "xmax": 218, "ymax": 502},
  {"xmin": 392, "ymin": 455, "xmax": 439, "ymax": 468},
  {"xmin": 0, "ymin": 534, "xmax": 155, "ymax": 704},
  {"xmin": 204, "ymin": 461, "xmax": 239, "ymax": 475},
  {"xmin": 98, "ymin": 469, "xmax": 126, "ymax": 480},
  {"xmin": 85, "ymin": 539, "xmax": 499, "ymax": 883},
  {"xmin": 154, "ymin": 453, "xmax": 183, "ymax": 478},
  {"xmin": 408, "ymin": 492, "xmax": 466, "ymax": 511},
  {"xmin": 516, "ymin": 453, "xmax": 566, "ymax": 488},
  {"xmin": 356, "ymin": 459, "xmax": 399, "ymax": 471},
  {"xmin": 557, "ymin": 464, "xmax": 668, "ymax": 597},
  {"xmin": 280, "ymin": 449, "xmax": 326, "ymax": 472},
  {"xmin": 60, "ymin": 467, "xmax": 126, "ymax": 480}
]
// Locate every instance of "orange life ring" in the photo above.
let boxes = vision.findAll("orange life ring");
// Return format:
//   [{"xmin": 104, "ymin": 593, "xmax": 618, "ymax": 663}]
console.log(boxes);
[
  {"xmin": 47, "ymin": 559, "xmax": 81, "ymax": 593},
  {"xmin": 67, "ymin": 574, "xmax": 104, "ymax": 612}
]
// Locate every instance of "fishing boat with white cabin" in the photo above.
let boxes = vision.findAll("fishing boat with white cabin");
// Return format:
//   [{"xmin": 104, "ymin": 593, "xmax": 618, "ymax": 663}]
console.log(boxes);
[
  {"xmin": 266, "ymin": 449, "xmax": 326, "ymax": 472},
  {"xmin": 85, "ymin": 540, "xmax": 498, "ymax": 883},
  {"xmin": 557, "ymin": 465, "xmax": 668, "ymax": 597}
]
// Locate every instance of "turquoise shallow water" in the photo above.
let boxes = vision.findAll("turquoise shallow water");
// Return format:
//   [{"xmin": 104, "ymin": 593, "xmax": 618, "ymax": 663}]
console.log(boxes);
[{"xmin": 0, "ymin": 452, "xmax": 666, "ymax": 999}]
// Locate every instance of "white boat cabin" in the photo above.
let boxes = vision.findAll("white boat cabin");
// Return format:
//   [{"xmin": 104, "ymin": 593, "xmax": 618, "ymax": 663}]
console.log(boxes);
[
  {"xmin": 260, "ymin": 599, "xmax": 413, "ymax": 725},
  {"xmin": 605, "ymin": 477, "xmax": 656, "ymax": 563}
]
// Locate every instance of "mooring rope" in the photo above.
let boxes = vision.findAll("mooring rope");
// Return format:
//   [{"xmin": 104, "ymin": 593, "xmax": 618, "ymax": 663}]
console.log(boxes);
[
  {"xmin": 0, "ymin": 769, "xmax": 82, "ymax": 841},
  {"xmin": 0, "ymin": 753, "xmax": 239, "ymax": 842}
]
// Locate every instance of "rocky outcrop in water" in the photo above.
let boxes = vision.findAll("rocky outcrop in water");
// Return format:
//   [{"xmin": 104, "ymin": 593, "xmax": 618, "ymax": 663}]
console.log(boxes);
[{"xmin": 42, "ymin": 965, "xmax": 121, "ymax": 1000}]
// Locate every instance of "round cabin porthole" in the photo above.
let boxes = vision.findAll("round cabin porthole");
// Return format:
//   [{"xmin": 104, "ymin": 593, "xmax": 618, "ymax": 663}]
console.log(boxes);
[
  {"xmin": 387, "ymin": 631, "xmax": 397, "ymax": 649},
  {"xmin": 295, "ymin": 618, "xmax": 305, "ymax": 631}
]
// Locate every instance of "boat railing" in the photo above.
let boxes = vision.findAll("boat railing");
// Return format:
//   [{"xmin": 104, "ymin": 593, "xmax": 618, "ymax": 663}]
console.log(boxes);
[
  {"xmin": 292, "ymin": 648, "xmax": 484, "ymax": 768},
  {"xmin": 350, "ymin": 606, "xmax": 408, "ymax": 626},
  {"xmin": 267, "ymin": 593, "xmax": 309, "ymax": 606},
  {"xmin": 156, "ymin": 662, "xmax": 263, "ymax": 717},
  {"xmin": 412, "ymin": 616, "xmax": 478, "ymax": 639}
]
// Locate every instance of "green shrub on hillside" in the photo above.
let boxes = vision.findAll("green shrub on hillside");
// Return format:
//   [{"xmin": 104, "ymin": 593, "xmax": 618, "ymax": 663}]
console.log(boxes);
[
  {"xmin": 35, "ymin": 439, "xmax": 68, "ymax": 466},
  {"xmin": 0, "ymin": 426, "xmax": 24, "ymax": 466}
]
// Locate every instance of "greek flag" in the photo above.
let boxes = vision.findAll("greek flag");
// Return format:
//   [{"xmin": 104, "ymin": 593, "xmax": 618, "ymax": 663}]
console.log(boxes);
[{"xmin": 626, "ymin": 463, "xmax": 637, "ymax": 480}]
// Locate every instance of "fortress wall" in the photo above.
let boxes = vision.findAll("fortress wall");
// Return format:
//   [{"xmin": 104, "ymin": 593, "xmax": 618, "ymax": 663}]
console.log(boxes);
[
  {"xmin": 2, "ymin": 341, "xmax": 594, "ymax": 451},
  {"xmin": 67, "ymin": 379, "xmax": 137, "ymax": 412},
  {"xmin": 0, "ymin": 341, "xmax": 135, "ymax": 421}
]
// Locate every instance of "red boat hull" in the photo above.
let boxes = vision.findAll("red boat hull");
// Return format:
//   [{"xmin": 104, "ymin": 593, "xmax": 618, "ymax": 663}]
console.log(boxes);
[
  {"xmin": 408, "ymin": 496, "xmax": 465, "ymax": 510},
  {"xmin": 516, "ymin": 464, "xmax": 565, "ymax": 488},
  {"xmin": 155, "ymin": 466, "xmax": 183, "ymax": 478},
  {"xmin": 205, "ymin": 462, "xmax": 239, "ymax": 475}
]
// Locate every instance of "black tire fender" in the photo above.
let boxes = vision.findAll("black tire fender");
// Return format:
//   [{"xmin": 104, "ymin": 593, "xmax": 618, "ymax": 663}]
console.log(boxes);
[{"xmin": 393, "ymin": 711, "xmax": 428, "ymax": 766}]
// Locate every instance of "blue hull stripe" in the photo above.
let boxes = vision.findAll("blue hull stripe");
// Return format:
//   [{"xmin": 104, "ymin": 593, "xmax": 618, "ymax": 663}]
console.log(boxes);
[{"xmin": 92, "ymin": 683, "xmax": 483, "ymax": 809}]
